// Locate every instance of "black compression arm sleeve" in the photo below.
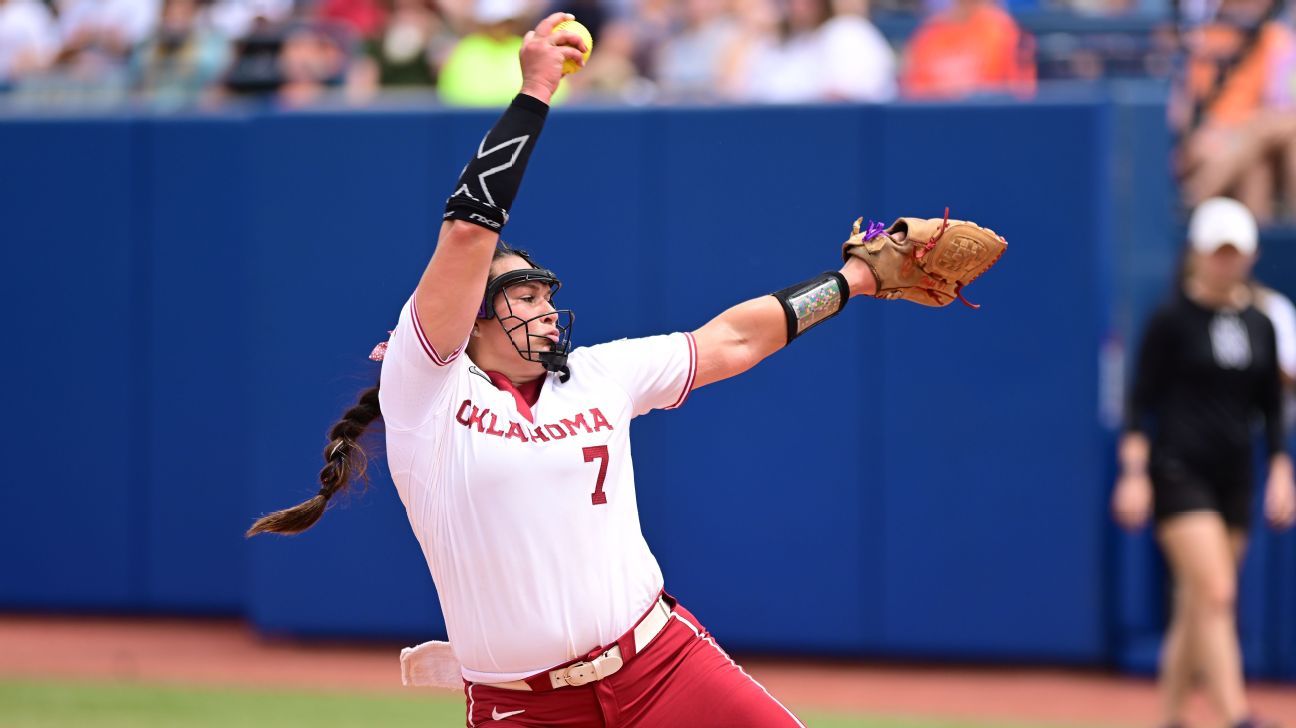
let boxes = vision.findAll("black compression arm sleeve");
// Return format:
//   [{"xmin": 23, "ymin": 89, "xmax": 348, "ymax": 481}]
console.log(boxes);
[{"xmin": 444, "ymin": 93, "xmax": 549, "ymax": 232}]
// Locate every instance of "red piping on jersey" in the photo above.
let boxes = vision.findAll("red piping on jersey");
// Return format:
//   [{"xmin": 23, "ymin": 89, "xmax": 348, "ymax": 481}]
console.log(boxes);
[
  {"xmin": 666, "ymin": 332, "xmax": 697, "ymax": 410},
  {"xmin": 410, "ymin": 296, "xmax": 462, "ymax": 366},
  {"xmin": 484, "ymin": 370, "xmax": 544, "ymax": 423}
]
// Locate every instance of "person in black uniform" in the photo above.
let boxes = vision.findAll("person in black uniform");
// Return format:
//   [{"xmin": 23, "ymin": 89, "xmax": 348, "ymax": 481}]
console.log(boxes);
[{"xmin": 1114, "ymin": 197, "xmax": 1296, "ymax": 728}]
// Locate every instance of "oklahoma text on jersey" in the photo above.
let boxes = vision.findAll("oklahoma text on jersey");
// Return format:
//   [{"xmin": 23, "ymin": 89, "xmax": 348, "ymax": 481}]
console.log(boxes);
[{"xmin": 454, "ymin": 400, "xmax": 614, "ymax": 442}]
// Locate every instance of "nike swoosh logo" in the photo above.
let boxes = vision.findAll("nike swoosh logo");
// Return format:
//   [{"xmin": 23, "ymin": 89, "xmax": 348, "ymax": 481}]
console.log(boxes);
[{"xmin": 492, "ymin": 707, "xmax": 526, "ymax": 721}]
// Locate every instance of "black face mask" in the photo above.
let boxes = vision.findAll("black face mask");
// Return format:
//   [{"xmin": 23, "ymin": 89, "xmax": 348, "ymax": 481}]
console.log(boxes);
[{"xmin": 480, "ymin": 267, "xmax": 575, "ymax": 382}]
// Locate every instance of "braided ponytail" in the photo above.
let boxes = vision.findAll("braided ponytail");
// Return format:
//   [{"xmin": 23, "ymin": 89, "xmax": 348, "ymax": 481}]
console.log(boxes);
[
  {"xmin": 246, "ymin": 384, "xmax": 383, "ymax": 537},
  {"xmin": 249, "ymin": 242, "xmax": 530, "ymax": 537}
]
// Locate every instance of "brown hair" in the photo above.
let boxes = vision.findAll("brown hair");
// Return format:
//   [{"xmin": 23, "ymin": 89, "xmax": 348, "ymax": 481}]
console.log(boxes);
[
  {"xmin": 246, "ymin": 241, "xmax": 534, "ymax": 538},
  {"xmin": 245, "ymin": 384, "xmax": 382, "ymax": 536}
]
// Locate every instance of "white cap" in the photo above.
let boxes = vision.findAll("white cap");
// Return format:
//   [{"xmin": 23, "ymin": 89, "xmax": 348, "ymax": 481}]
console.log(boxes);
[
  {"xmin": 474, "ymin": 0, "xmax": 525, "ymax": 24},
  {"xmin": 1188, "ymin": 197, "xmax": 1258, "ymax": 256}
]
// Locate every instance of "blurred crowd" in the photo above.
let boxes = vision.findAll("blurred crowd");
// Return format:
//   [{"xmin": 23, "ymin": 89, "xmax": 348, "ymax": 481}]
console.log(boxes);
[
  {"xmin": 1172, "ymin": 0, "xmax": 1296, "ymax": 223},
  {"xmin": 1, "ymin": 0, "xmax": 1295, "ymax": 218},
  {"xmin": 0, "ymin": 0, "xmax": 1136, "ymax": 111}
]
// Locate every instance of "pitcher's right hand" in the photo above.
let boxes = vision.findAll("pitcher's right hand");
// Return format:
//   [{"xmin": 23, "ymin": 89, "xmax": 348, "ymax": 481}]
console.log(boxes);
[{"xmin": 519, "ymin": 13, "xmax": 589, "ymax": 104}]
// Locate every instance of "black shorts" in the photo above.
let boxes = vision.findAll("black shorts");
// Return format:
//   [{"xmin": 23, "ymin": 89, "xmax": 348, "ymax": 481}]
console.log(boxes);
[{"xmin": 1150, "ymin": 456, "xmax": 1253, "ymax": 529}]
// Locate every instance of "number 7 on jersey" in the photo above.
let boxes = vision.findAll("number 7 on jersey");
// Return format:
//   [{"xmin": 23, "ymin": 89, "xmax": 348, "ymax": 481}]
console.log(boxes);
[{"xmin": 583, "ymin": 445, "xmax": 609, "ymax": 505}]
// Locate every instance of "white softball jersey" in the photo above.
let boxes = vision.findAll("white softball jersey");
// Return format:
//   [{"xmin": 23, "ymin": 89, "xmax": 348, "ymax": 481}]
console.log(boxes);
[{"xmin": 379, "ymin": 296, "xmax": 698, "ymax": 683}]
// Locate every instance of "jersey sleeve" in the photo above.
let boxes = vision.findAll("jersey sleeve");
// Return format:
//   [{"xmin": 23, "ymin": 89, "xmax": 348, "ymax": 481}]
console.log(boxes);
[
  {"xmin": 378, "ymin": 295, "xmax": 469, "ymax": 430},
  {"xmin": 577, "ymin": 332, "xmax": 698, "ymax": 417},
  {"xmin": 1253, "ymin": 312, "xmax": 1286, "ymax": 456},
  {"xmin": 1125, "ymin": 306, "xmax": 1175, "ymax": 435}
]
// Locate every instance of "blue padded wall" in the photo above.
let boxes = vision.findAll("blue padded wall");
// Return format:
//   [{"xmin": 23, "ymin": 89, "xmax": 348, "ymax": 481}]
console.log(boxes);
[
  {"xmin": 1107, "ymin": 92, "xmax": 1178, "ymax": 671},
  {"xmin": 141, "ymin": 116, "xmax": 253, "ymax": 612},
  {"xmin": 0, "ymin": 119, "xmax": 143, "ymax": 608},
  {"xmin": 13, "ymin": 95, "xmax": 1293, "ymax": 676},
  {"xmin": 637, "ymin": 106, "xmax": 884, "ymax": 653},
  {"xmin": 873, "ymin": 102, "xmax": 1111, "ymax": 661},
  {"xmin": 243, "ymin": 111, "xmax": 448, "ymax": 638},
  {"xmin": 1253, "ymin": 233, "xmax": 1296, "ymax": 679}
]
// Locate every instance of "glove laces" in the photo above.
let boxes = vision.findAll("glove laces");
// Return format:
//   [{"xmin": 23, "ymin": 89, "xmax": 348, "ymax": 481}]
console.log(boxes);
[
  {"xmin": 913, "ymin": 206, "xmax": 949, "ymax": 261},
  {"xmin": 915, "ymin": 206, "xmax": 981, "ymax": 309},
  {"xmin": 954, "ymin": 285, "xmax": 980, "ymax": 309}
]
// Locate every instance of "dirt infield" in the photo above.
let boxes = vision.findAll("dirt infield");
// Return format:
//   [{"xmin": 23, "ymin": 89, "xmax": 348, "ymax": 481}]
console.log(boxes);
[{"xmin": 2, "ymin": 615, "xmax": 1293, "ymax": 727}]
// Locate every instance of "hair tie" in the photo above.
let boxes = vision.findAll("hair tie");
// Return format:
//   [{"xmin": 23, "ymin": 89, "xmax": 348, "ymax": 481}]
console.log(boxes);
[{"xmin": 369, "ymin": 330, "xmax": 394, "ymax": 361}]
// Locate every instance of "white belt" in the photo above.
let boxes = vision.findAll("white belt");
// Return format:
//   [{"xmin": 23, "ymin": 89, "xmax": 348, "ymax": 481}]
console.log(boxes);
[{"xmin": 487, "ymin": 596, "xmax": 673, "ymax": 691}]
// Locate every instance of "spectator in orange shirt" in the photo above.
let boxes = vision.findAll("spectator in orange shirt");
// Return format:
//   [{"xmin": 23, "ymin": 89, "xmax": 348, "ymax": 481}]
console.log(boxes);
[
  {"xmin": 900, "ymin": 0, "xmax": 1034, "ymax": 99},
  {"xmin": 1175, "ymin": 0, "xmax": 1296, "ymax": 223}
]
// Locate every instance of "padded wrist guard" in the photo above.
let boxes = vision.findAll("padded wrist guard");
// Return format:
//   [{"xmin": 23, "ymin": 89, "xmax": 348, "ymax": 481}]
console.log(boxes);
[
  {"xmin": 771, "ymin": 271, "xmax": 849, "ymax": 344},
  {"xmin": 444, "ymin": 93, "xmax": 549, "ymax": 232}
]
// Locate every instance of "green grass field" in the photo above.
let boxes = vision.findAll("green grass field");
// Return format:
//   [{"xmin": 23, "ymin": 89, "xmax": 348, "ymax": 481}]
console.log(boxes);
[{"xmin": 0, "ymin": 678, "xmax": 1096, "ymax": 728}]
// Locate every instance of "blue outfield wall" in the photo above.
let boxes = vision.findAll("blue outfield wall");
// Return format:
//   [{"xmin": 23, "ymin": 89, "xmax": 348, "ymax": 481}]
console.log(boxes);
[
  {"xmin": 1250, "ymin": 235, "xmax": 1296, "ymax": 680},
  {"xmin": 143, "ymin": 118, "xmax": 253, "ymax": 612},
  {"xmin": 3, "ymin": 95, "xmax": 1292, "ymax": 674},
  {"xmin": 1, "ymin": 119, "xmax": 143, "ymax": 609}
]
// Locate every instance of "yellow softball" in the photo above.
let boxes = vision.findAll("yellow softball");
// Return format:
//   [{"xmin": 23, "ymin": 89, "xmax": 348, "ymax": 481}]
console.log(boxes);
[{"xmin": 553, "ymin": 19, "xmax": 593, "ymax": 76}]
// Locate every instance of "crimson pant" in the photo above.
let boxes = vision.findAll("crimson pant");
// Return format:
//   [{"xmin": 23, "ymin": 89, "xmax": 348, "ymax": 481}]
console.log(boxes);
[{"xmin": 463, "ymin": 603, "xmax": 804, "ymax": 728}]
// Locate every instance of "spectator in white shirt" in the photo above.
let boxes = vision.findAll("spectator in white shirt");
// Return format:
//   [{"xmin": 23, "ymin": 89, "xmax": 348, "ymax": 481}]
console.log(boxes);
[
  {"xmin": 818, "ymin": 0, "xmax": 896, "ymax": 101},
  {"xmin": 733, "ymin": 0, "xmax": 896, "ymax": 104},
  {"xmin": 654, "ymin": 0, "xmax": 738, "ymax": 102},
  {"xmin": 58, "ymin": 0, "xmax": 162, "ymax": 59},
  {"xmin": 0, "ymin": 0, "xmax": 59, "ymax": 83}
]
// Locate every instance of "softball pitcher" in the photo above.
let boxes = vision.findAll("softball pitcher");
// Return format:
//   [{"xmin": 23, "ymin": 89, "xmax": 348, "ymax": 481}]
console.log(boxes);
[{"xmin": 249, "ymin": 12, "xmax": 1006, "ymax": 727}]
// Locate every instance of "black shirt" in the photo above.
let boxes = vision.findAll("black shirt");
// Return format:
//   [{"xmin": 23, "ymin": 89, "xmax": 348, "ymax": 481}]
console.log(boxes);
[{"xmin": 1127, "ymin": 288, "xmax": 1283, "ymax": 467}]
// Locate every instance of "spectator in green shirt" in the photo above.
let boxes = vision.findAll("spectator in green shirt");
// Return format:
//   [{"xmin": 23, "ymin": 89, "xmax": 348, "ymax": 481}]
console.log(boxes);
[{"xmin": 437, "ymin": 0, "xmax": 526, "ymax": 106}]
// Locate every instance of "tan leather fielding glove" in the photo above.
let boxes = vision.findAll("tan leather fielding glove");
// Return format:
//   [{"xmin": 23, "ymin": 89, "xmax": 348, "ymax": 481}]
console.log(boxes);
[{"xmin": 842, "ymin": 210, "xmax": 1007, "ymax": 307}]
